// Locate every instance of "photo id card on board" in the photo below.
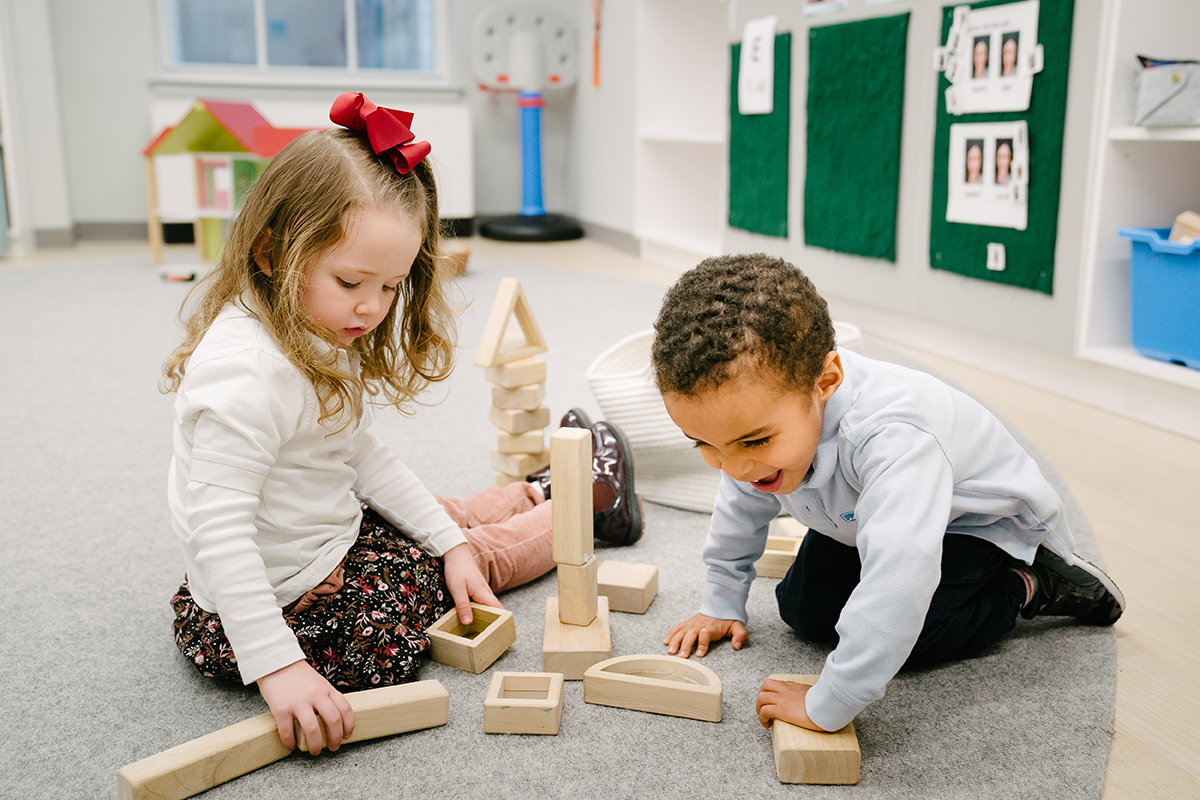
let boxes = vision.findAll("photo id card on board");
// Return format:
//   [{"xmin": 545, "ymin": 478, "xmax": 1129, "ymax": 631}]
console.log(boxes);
[
  {"xmin": 947, "ymin": 121, "xmax": 1029, "ymax": 230},
  {"xmin": 738, "ymin": 16, "xmax": 778, "ymax": 115},
  {"xmin": 936, "ymin": 0, "xmax": 1044, "ymax": 115}
]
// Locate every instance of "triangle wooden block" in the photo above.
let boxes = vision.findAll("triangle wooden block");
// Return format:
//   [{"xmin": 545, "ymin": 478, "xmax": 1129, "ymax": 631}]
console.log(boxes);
[{"xmin": 474, "ymin": 278, "xmax": 548, "ymax": 368}]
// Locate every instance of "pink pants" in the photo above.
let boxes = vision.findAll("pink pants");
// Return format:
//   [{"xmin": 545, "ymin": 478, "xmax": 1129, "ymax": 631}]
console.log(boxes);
[{"xmin": 435, "ymin": 482, "xmax": 556, "ymax": 593}]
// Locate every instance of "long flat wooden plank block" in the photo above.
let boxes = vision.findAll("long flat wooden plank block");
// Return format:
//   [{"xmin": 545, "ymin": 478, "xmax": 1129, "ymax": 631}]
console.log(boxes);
[
  {"xmin": 768, "ymin": 674, "xmax": 860, "ymax": 785},
  {"xmin": 583, "ymin": 654, "xmax": 722, "ymax": 722},
  {"xmin": 117, "ymin": 681, "xmax": 449, "ymax": 800},
  {"xmin": 543, "ymin": 596, "xmax": 610, "ymax": 679},
  {"xmin": 550, "ymin": 428, "xmax": 593, "ymax": 566}
]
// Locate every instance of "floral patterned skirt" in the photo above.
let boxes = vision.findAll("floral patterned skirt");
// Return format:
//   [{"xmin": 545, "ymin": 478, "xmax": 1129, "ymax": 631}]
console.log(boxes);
[{"xmin": 170, "ymin": 506, "xmax": 453, "ymax": 689}]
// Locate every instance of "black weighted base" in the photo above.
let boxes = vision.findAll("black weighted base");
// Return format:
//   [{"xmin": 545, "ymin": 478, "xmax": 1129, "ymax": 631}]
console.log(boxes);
[{"xmin": 479, "ymin": 213, "xmax": 584, "ymax": 242}]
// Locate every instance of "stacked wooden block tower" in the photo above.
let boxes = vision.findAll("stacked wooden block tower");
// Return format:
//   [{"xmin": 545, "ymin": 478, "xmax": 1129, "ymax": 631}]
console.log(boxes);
[
  {"xmin": 475, "ymin": 278, "xmax": 551, "ymax": 487},
  {"xmin": 542, "ymin": 427, "xmax": 612, "ymax": 679}
]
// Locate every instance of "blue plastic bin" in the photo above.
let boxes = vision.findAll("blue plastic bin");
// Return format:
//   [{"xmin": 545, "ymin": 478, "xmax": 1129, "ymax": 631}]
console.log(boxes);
[{"xmin": 1117, "ymin": 227, "xmax": 1200, "ymax": 370}]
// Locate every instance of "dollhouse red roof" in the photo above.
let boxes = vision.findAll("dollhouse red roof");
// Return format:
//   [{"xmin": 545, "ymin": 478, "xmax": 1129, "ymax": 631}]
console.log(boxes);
[{"xmin": 142, "ymin": 99, "xmax": 321, "ymax": 158}]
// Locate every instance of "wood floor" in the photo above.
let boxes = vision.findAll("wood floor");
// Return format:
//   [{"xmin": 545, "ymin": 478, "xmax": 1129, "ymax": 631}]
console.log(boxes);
[{"xmin": 466, "ymin": 236, "xmax": 1200, "ymax": 800}]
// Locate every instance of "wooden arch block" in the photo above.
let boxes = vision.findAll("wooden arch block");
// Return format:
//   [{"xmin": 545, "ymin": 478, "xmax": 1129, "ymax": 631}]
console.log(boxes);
[
  {"xmin": 768, "ymin": 674, "xmax": 860, "ymax": 785},
  {"xmin": 474, "ymin": 277, "xmax": 548, "ymax": 367},
  {"xmin": 583, "ymin": 654, "xmax": 722, "ymax": 722}
]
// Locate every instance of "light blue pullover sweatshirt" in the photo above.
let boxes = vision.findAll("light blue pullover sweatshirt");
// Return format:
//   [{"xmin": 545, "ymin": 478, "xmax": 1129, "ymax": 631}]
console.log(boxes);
[{"xmin": 699, "ymin": 349, "xmax": 1077, "ymax": 732}]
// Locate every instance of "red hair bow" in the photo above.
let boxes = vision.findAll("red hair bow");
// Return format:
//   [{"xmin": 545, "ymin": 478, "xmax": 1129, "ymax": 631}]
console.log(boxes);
[{"xmin": 329, "ymin": 92, "xmax": 431, "ymax": 174}]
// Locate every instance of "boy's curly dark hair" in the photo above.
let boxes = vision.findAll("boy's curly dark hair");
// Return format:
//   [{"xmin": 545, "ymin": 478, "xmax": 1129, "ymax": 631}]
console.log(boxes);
[{"xmin": 651, "ymin": 254, "xmax": 836, "ymax": 396}]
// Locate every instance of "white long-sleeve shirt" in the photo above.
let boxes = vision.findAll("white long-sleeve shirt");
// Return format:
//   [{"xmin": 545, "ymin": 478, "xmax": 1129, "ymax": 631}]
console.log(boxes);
[
  {"xmin": 167, "ymin": 300, "xmax": 467, "ymax": 684},
  {"xmin": 700, "ymin": 349, "xmax": 1076, "ymax": 732}
]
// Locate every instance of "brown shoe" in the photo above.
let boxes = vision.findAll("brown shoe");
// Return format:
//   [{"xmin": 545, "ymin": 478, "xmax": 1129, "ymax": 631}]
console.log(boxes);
[{"xmin": 591, "ymin": 421, "xmax": 643, "ymax": 546}]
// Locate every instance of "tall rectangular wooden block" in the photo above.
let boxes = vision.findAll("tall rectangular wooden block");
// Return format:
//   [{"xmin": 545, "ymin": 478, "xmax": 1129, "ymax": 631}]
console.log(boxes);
[
  {"xmin": 557, "ymin": 555, "xmax": 598, "ymax": 626},
  {"xmin": 550, "ymin": 428, "xmax": 593, "ymax": 566},
  {"xmin": 492, "ymin": 383, "xmax": 545, "ymax": 410},
  {"xmin": 597, "ymin": 560, "xmax": 659, "ymax": 614},
  {"xmin": 768, "ymin": 674, "xmax": 860, "ymax": 785},
  {"xmin": 485, "ymin": 357, "xmax": 547, "ymax": 388},
  {"xmin": 483, "ymin": 672, "xmax": 565, "ymax": 735},
  {"xmin": 543, "ymin": 596, "xmax": 611, "ymax": 679},
  {"xmin": 491, "ymin": 405, "xmax": 551, "ymax": 434},
  {"xmin": 428, "ymin": 603, "xmax": 516, "ymax": 674}
]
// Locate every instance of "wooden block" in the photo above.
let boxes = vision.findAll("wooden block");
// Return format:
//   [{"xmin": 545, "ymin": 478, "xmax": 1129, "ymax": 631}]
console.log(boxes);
[
  {"xmin": 117, "ymin": 681, "xmax": 449, "ymax": 800},
  {"xmin": 428, "ymin": 603, "xmax": 516, "ymax": 674},
  {"xmin": 492, "ymin": 383, "xmax": 545, "ymax": 411},
  {"xmin": 495, "ymin": 472, "xmax": 525, "ymax": 488},
  {"xmin": 490, "ymin": 448, "xmax": 549, "ymax": 476},
  {"xmin": 497, "ymin": 429, "xmax": 546, "ymax": 454},
  {"xmin": 597, "ymin": 560, "xmax": 659, "ymax": 614},
  {"xmin": 474, "ymin": 277, "xmax": 548, "ymax": 367},
  {"xmin": 483, "ymin": 672, "xmax": 565, "ymax": 735},
  {"xmin": 550, "ymin": 428, "xmax": 593, "ymax": 566},
  {"xmin": 583, "ymin": 654, "xmax": 722, "ymax": 722},
  {"xmin": 485, "ymin": 357, "xmax": 547, "ymax": 388},
  {"xmin": 557, "ymin": 555, "xmax": 598, "ymax": 626},
  {"xmin": 542, "ymin": 596, "xmax": 611, "ymax": 679},
  {"xmin": 490, "ymin": 404, "xmax": 551, "ymax": 434},
  {"xmin": 754, "ymin": 535, "xmax": 803, "ymax": 579},
  {"xmin": 768, "ymin": 674, "xmax": 860, "ymax": 785},
  {"xmin": 1169, "ymin": 209, "xmax": 1200, "ymax": 243}
]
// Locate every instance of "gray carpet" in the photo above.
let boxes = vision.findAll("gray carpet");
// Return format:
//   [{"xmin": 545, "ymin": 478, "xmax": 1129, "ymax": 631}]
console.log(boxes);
[{"xmin": 0, "ymin": 251, "xmax": 1115, "ymax": 799}]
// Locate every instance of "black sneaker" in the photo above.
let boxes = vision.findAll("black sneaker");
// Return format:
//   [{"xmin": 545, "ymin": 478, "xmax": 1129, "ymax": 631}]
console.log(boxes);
[{"xmin": 1021, "ymin": 547, "xmax": 1125, "ymax": 625}]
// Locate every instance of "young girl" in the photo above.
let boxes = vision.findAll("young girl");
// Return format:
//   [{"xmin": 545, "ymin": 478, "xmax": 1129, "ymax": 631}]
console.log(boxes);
[{"xmin": 161, "ymin": 93, "xmax": 640, "ymax": 756}]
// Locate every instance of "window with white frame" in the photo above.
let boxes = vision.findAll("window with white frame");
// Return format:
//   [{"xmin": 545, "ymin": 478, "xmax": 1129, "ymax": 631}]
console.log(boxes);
[{"xmin": 165, "ymin": 0, "xmax": 436, "ymax": 73}]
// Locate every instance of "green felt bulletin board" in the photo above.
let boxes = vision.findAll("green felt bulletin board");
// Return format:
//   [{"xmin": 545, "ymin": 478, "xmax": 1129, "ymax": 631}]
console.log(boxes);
[
  {"xmin": 729, "ymin": 33, "xmax": 791, "ymax": 238},
  {"xmin": 930, "ymin": 0, "xmax": 1075, "ymax": 295},
  {"xmin": 805, "ymin": 13, "xmax": 910, "ymax": 262}
]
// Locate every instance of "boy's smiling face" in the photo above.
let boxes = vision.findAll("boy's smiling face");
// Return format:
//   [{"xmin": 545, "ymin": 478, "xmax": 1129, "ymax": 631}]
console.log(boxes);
[{"xmin": 663, "ymin": 353, "xmax": 843, "ymax": 495}]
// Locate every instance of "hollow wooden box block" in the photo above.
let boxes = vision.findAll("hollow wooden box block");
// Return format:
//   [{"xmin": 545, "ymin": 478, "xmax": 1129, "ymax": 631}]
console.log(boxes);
[
  {"xmin": 768, "ymin": 674, "xmax": 860, "ymax": 785},
  {"xmin": 543, "ymin": 596, "xmax": 611, "ymax": 679},
  {"xmin": 428, "ymin": 603, "xmax": 516, "ymax": 674},
  {"xmin": 557, "ymin": 555, "xmax": 598, "ymax": 626},
  {"xmin": 754, "ymin": 535, "xmax": 804, "ymax": 579},
  {"xmin": 117, "ymin": 681, "xmax": 449, "ymax": 800},
  {"xmin": 597, "ymin": 560, "xmax": 658, "ymax": 614},
  {"xmin": 483, "ymin": 672, "xmax": 565, "ymax": 735},
  {"xmin": 583, "ymin": 655, "xmax": 722, "ymax": 722},
  {"xmin": 485, "ymin": 357, "xmax": 547, "ymax": 388},
  {"xmin": 491, "ymin": 405, "xmax": 551, "ymax": 435}
]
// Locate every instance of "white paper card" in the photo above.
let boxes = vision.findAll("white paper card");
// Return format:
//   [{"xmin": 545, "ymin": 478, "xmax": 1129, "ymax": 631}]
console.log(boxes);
[
  {"xmin": 947, "ymin": 121, "xmax": 1029, "ymax": 230},
  {"xmin": 942, "ymin": 0, "xmax": 1041, "ymax": 114},
  {"xmin": 739, "ymin": 16, "xmax": 777, "ymax": 115},
  {"xmin": 804, "ymin": 0, "xmax": 849, "ymax": 15}
]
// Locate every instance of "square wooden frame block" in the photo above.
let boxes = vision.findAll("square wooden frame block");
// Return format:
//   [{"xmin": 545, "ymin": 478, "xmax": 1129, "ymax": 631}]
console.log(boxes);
[
  {"xmin": 754, "ymin": 535, "xmax": 803, "ymax": 579},
  {"xmin": 429, "ymin": 603, "xmax": 516, "ymax": 674},
  {"xmin": 543, "ymin": 596, "xmax": 611, "ymax": 680},
  {"xmin": 583, "ymin": 654, "xmax": 722, "ymax": 722},
  {"xmin": 768, "ymin": 674, "xmax": 860, "ymax": 784},
  {"xmin": 483, "ymin": 672, "xmax": 565, "ymax": 735},
  {"xmin": 597, "ymin": 560, "xmax": 658, "ymax": 614}
]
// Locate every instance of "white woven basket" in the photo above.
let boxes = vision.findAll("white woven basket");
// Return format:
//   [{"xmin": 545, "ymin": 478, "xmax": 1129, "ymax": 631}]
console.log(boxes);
[{"xmin": 585, "ymin": 323, "xmax": 864, "ymax": 514}]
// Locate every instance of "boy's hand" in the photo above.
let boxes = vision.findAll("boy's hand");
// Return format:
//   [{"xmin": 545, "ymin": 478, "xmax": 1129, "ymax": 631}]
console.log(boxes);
[
  {"xmin": 441, "ymin": 542, "xmax": 501, "ymax": 625},
  {"xmin": 257, "ymin": 660, "xmax": 356, "ymax": 754},
  {"xmin": 664, "ymin": 613, "xmax": 748, "ymax": 658},
  {"xmin": 756, "ymin": 677, "xmax": 828, "ymax": 732}
]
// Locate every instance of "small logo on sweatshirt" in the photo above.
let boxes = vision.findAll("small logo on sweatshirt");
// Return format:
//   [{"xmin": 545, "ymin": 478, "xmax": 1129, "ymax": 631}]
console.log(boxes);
[{"xmin": 841, "ymin": 512, "xmax": 856, "ymax": 522}]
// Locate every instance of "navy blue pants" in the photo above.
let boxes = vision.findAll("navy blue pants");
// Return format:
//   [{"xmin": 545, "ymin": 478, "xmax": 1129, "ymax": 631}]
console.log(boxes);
[{"xmin": 775, "ymin": 531, "xmax": 1026, "ymax": 670}]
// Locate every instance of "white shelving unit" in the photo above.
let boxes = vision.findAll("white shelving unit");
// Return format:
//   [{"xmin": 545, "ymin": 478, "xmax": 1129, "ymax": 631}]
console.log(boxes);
[
  {"xmin": 1076, "ymin": 0, "xmax": 1200, "ymax": 392},
  {"xmin": 633, "ymin": 0, "xmax": 728, "ymax": 270}
]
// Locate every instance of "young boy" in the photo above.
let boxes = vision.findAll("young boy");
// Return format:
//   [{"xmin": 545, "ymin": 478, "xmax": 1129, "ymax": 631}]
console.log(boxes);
[{"xmin": 651, "ymin": 254, "xmax": 1124, "ymax": 734}]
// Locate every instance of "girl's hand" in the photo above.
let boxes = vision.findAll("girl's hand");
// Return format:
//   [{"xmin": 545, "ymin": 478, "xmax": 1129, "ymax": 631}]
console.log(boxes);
[
  {"xmin": 756, "ymin": 678, "xmax": 828, "ymax": 732},
  {"xmin": 441, "ymin": 543, "xmax": 501, "ymax": 625},
  {"xmin": 257, "ymin": 660, "xmax": 356, "ymax": 755},
  {"xmin": 664, "ymin": 613, "xmax": 749, "ymax": 658}
]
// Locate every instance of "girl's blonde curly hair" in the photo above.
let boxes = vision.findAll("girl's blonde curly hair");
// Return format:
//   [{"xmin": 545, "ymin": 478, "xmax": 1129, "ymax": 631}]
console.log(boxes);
[{"xmin": 161, "ymin": 128, "xmax": 456, "ymax": 426}]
